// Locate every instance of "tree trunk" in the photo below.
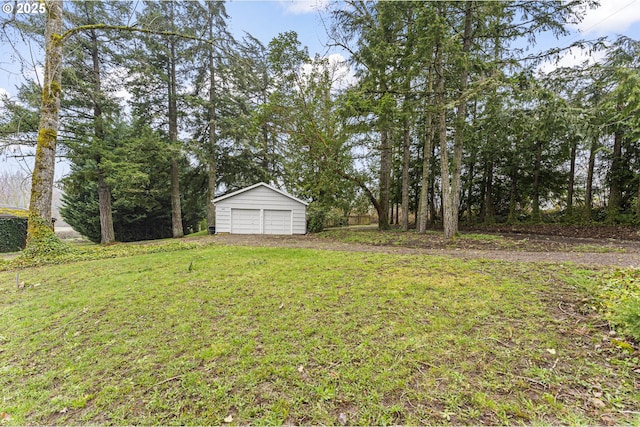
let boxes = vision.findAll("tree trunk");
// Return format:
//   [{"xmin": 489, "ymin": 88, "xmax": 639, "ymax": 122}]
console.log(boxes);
[
  {"xmin": 466, "ymin": 101, "xmax": 478, "ymax": 224},
  {"xmin": 441, "ymin": 1, "xmax": 473, "ymax": 239},
  {"xmin": 532, "ymin": 139, "xmax": 542, "ymax": 222},
  {"xmin": 378, "ymin": 129, "xmax": 391, "ymax": 230},
  {"xmin": 413, "ymin": 144, "xmax": 420, "ymax": 224},
  {"xmin": 417, "ymin": 110, "xmax": 434, "ymax": 233},
  {"xmin": 436, "ymin": 40, "xmax": 452, "ymax": 236},
  {"xmin": 395, "ymin": 201, "xmax": 399, "ymax": 225},
  {"xmin": 90, "ymin": 28, "xmax": 115, "ymax": 244},
  {"xmin": 168, "ymin": 24, "xmax": 184, "ymax": 238},
  {"xmin": 607, "ymin": 129, "xmax": 623, "ymax": 223},
  {"xmin": 417, "ymin": 44, "xmax": 435, "ymax": 234},
  {"xmin": 484, "ymin": 160, "xmax": 495, "ymax": 224},
  {"xmin": 479, "ymin": 163, "xmax": 486, "ymax": 222},
  {"xmin": 508, "ymin": 170, "xmax": 517, "ymax": 224},
  {"xmin": 429, "ymin": 171, "xmax": 436, "ymax": 225},
  {"xmin": 585, "ymin": 136, "xmax": 597, "ymax": 221},
  {"xmin": 333, "ymin": 167, "xmax": 385, "ymax": 230},
  {"xmin": 97, "ymin": 171, "xmax": 115, "ymax": 244},
  {"xmin": 206, "ymin": 15, "xmax": 217, "ymax": 229},
  {"xmin": 567, "ymin": 140, "xmax": 577, "ymax": 217},
  {"xmin": 636, "ymin": 175, "xmax": 640, "ymax": 220},
  {"xmin": 466, "ymin": 157, "xmax": 474, "ymax": 224},
  {"xmin": 170, "ymin": 156, "xmax": 183, "ymax": 237},
  {"xmin": 401, "ymin": 118, "xmax": 410, "ymax": 231},
  {"xmin": 29, "ymin": 0, "xmax": 63, "ymax": 238}
]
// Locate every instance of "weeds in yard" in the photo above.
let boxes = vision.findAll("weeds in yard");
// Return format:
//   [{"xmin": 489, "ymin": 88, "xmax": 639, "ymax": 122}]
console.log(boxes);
[
  {"xmin": 2, "ymin": 240, "xmax": 207, "ymax": 270},
  {"xmin": 597, "ymin": 269, "xmax": 640, "ymax": 342}
]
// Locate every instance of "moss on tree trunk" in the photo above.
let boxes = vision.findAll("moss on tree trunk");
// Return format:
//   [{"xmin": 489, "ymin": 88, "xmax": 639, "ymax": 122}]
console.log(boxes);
[{"xmin": 28, "ymin": 0, "xmax": 64, "ymax": 250}]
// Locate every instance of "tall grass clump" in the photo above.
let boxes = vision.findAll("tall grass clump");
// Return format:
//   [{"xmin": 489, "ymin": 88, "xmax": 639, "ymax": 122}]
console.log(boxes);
[{"xmin": 598, "ymin": 269, "xmax": 640, "ymax": 342}]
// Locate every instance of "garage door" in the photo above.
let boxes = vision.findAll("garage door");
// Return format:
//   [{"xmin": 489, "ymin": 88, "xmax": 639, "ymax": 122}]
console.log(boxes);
[
  {"xmin": 230, "ymin": 209, "xmax": 260, "ymax": 234},
  {"xmin": 263, "ymin": 210, "xmax": 292, "ymax": 235}
]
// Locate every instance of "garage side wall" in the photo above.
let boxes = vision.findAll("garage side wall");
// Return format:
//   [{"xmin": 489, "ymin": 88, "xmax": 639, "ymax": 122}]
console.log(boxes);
[{"xmin": 215, "ymin": 186, "xmax": 306, "ymax": 234}]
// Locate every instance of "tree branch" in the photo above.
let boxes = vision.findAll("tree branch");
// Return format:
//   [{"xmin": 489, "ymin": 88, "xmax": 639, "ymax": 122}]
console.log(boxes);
[{"xmin": 58, "ymin": 23, "xmax": 212, "ymax": 45}]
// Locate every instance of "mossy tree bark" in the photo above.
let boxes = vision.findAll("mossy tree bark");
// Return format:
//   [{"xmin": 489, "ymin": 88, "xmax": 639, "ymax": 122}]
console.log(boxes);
[{"xmin": 28, "ymin": 0, "xmax": 62, "ymax": 240}]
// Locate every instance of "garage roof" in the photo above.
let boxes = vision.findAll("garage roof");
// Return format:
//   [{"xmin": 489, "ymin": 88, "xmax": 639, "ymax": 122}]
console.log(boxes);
[{"xmin": 213, "ymin": 182, "xmax": 309, "ymax": 206}]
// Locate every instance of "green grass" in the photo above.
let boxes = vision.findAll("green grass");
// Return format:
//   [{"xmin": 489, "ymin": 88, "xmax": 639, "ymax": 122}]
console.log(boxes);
[
  {"xmin": 572, "ymin": 244, "xmax": 626, "ymax": 253},
  {"xmin": 0, "ymin": 242, "xmax": 638, "ymax": 425}
]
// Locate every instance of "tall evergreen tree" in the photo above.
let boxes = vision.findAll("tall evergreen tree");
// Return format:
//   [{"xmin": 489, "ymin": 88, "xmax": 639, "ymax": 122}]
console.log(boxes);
[
  {"xmin": 61, "ymin": 0, "xmax": 133, "ymax": 244},
  {"xmin": 182, "ymin": 0, "xmax": 233, "ymax": 230},
  {"xmin": 128, "ymin": 0, "xmax": 199, "ymax": 238}
]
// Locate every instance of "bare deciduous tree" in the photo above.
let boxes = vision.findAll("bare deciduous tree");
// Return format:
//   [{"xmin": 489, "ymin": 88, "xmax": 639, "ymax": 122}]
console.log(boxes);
[{"xmin": 0, "ymin": 170, "xmax": 31, "ymax": 208}]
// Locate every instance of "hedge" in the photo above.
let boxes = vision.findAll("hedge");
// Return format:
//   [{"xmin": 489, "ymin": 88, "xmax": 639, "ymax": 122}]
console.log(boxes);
[{"xmin": 0, "ymin": 217, "xmax": 28, "ymax": 252}]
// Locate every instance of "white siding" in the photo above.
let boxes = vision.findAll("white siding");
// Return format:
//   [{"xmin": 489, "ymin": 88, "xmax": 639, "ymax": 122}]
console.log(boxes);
[{"xmin": 214, "ymin": 184, "xmax": 306, "ymax": 234}]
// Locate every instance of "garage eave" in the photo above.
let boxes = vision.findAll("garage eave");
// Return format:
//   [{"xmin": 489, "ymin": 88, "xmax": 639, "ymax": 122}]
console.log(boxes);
[{"xmin": 213, "ymin": 182, "xmax": 309, "ymax": 206}]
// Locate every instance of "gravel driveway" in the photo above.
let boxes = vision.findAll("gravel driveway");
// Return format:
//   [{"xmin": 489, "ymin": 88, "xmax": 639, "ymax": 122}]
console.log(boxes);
[{"xmin": 204, "ymin": 233, "xmax": 640, "ymax": 269}]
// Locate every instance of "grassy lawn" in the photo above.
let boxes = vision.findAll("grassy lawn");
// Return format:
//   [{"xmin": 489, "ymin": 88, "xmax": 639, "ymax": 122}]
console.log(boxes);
[{"xmin": 0, "ymin": 243, "xmax": 638, "ymax": 425}]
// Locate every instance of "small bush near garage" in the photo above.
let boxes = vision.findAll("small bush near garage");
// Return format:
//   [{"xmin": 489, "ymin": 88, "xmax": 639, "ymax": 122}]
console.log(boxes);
[
  {"xmin": 307, "ymin": 204, "xmax": 326, "ymax": 233},
  {"xmin": 0, "ymin": 216, "xmax": 27, "ymax": 252}
]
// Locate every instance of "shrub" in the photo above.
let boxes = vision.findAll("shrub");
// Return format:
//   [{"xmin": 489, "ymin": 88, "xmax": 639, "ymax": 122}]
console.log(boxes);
[
  {"xmin": 307, "ymin": 204, "xmax": 327, "ymax": 233},
  {"xmin": 0, "ymin": 217, "xmax": 28, "ymax": 252}
]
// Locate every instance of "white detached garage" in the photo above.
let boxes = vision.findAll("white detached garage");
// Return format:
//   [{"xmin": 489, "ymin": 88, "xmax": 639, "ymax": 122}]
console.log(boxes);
[{"xmin": 213, "ymin": 182, "xmax": 308, "ymax": 235}]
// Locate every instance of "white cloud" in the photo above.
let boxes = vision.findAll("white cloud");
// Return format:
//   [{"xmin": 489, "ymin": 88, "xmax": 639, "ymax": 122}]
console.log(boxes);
[
  {"xmin": 279, "ymin": 0, "xmax": 328, "ymax": 15},
  {"xmin": 326, "ymin": 53, "xmax": 357, "ymax": 90},
  {"xmin": 299, "ymin": 53, "xmax": 356, "ymax": 91},
  {"xmin": 108, "ymin": 66, "xmax": 133, "ymax": 103},
  {"xmin": 573, "ymin": 0, "xmax": 640, "ymax": 34},
  {"xmin": 538, "ymin": 46, "xmax": 607, "ymax": 74}
]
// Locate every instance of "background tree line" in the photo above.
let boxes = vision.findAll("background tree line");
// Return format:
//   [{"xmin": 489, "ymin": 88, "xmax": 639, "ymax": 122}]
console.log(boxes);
[{"xmin": 1, "ymin": 0, "xmax": 639, "ymax": 244}]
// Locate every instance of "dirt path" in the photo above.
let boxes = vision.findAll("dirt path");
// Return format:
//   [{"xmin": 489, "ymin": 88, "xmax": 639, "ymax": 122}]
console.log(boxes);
[
  {"xmin": 4, "ymin": 229, "xmax": 637, "ymax": 268},
  {"xmin": 201, "ymin": 233, "xmax": 640, "ymax": 269}
]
